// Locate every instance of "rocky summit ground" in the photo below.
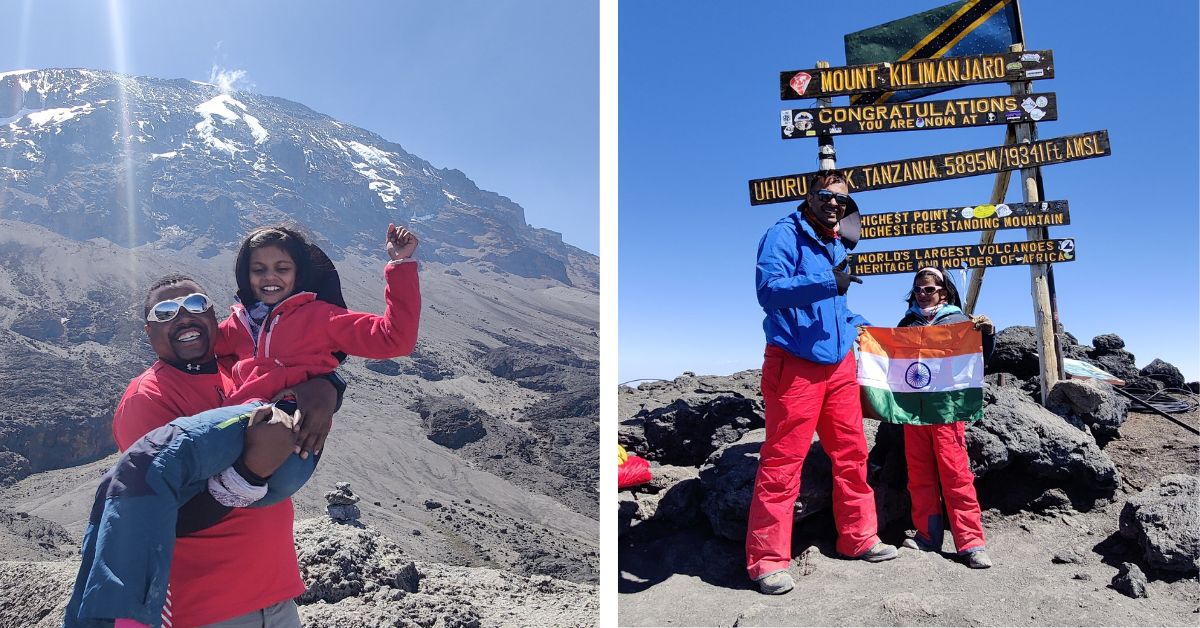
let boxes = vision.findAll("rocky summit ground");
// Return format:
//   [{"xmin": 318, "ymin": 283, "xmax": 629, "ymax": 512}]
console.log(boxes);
[{"xmin": 618, "ymin": 329, "xmax": 1200, "ymax": 627}]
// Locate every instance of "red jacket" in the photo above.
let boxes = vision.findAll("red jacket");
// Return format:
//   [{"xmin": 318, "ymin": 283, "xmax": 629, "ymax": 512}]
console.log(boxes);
[
  {"xmin": 218, "ymin": 261, "xmax": 420, "ymax": 403},
  {"xmin": 112, "ymin": 362, "xmax": 303, "ymax": 626}
]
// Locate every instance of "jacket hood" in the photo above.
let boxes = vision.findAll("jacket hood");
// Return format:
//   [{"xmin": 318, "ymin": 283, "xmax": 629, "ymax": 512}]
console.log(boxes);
[
  {"xmin": 796, "ymin": 198, "xmax": 861, "ymax": 250},
  {"xmin": 230, "ymin": 291, "xmax": 317, "ymax": 318}
]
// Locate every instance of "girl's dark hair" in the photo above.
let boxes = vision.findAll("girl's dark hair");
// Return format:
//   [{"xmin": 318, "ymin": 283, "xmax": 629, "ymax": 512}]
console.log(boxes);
[
  {"xmin": 234, "ymin": 225, "xmax": 346, "ymax": 310},
  {"xmin": 904, "ymin": 266, "xmax": 962, "ymax": 308}
]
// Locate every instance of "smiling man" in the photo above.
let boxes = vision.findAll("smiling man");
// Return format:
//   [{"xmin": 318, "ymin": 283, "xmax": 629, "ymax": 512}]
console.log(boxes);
[
  {"xmin": 747, "ymin": 169, "xmax": 896, "ymax": 596},
  {"xmin": 66, "ymin": 273, "xmax": 341, "ymax": 628}
]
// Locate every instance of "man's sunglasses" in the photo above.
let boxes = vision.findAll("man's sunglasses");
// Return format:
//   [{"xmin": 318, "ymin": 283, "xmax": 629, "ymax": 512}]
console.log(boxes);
[
  {"xmin": 912, "ymin": 286, "xmax": 942, "ymax": 295},
  {"xmin": 146, "ymin": 293, "xmax": 214, "ymax": 323},
  {"xmin": 815, "ymin": 189, "xmax": 852, "ymax": 205}
]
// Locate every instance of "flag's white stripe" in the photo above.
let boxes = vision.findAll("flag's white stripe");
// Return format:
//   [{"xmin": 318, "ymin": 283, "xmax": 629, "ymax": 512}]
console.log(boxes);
[{"xmin": 858, "ymin": 350, "xmax": 983, "ymax": 393}]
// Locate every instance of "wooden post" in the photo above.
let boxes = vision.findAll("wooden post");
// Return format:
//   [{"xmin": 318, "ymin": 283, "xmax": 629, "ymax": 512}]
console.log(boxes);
[
  {"xmin": 815, "ymin": 61, "xmax": 836, "ymax": 171},
  {"xmin": 962, "ymin": 124, "xmax": 1016, "ymax": 315},
  {"xmin": 1007, "ymin": 43, "xmax": 1059, "ymax": 404}
]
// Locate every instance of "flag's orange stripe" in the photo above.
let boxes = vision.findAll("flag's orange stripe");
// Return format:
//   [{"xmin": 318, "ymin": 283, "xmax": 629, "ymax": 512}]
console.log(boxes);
[{"xmin": 859, "ymin": 321, "xmax": 981, "ymax": 359}]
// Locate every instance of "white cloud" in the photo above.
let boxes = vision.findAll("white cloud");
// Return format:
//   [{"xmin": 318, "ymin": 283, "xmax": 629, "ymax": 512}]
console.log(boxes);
[{"xmin": 208, "ymin": 65, "xmax": 252, "ymax": 94}]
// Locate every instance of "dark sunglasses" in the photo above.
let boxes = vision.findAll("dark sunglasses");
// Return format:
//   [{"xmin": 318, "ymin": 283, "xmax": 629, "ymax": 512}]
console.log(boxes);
[
  {"xmin": 816, "ymin": 189, "xmax": 852, "ymax": 205},
  {"xmin": 912, "ymin": 286, "xmax": 942, "ymax": 295},
  {"xmin": 146, "ymin": 293, "xmax": 214, "ymax": 323}
]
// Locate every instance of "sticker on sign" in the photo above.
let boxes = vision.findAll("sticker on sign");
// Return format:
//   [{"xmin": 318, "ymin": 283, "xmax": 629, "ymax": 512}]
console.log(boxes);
[{"xmin": 789, "ymin": 72, "xmax": 812, "ymax": 96}]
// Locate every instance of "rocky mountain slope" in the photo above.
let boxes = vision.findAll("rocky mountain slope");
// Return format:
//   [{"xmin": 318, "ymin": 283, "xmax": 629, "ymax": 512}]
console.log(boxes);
[
  {"xmin": 0, "ymin": 488, "xmax": 598, "ymax": 627},
  {"xmin": 0, "ymin": 67, "xmax": 598, "ymax": 590}
]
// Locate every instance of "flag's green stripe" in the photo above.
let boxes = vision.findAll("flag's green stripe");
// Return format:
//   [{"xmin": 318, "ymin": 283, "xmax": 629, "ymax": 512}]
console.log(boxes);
[
  {"xmin": 845, "ymin": 0, "xmax": 971, "ymax": 66},
  {"xmin": 861, "ymin": 385, "xmax": 983, "ymax": 425}
]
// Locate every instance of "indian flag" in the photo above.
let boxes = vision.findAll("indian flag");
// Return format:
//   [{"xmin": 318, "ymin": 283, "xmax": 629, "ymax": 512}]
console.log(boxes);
[{"xmin": 857, "ymin": 321, "xmax": 984, "ymax": 425}]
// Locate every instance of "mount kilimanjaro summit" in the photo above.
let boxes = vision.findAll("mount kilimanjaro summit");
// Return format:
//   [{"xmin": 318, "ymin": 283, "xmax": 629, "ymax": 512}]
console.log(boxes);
[{"xmin": 0, "ymin": 66, "xmax": 599, "ymax": 605}]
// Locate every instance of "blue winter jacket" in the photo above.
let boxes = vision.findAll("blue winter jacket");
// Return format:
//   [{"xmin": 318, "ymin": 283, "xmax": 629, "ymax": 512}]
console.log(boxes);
[
  {"xmin": 756, "ymin": 207, "xmax": 869, "ymax": 364},
  {"xmin": 64, "ymin": 402, "xmax": 317, "ymax": 627}
]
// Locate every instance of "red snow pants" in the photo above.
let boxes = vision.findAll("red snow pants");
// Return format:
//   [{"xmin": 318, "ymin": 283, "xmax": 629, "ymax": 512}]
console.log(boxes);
[
  {"xmin": 746, "ymin": 345, "xmax": 879, "ymax": 579},
  {"xmin": 903, "ymin": 422, "xmax": 986, "ymax": 553}
]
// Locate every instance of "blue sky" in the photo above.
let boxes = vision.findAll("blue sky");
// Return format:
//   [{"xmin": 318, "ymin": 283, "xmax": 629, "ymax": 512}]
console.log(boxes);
[
  {"xmin": 0, "ymin": 0, "xmax": 599, "ymax": 253},
  {"xmin": 619, "ymin": 1, "xmax": 1199, "ymax": 382}
]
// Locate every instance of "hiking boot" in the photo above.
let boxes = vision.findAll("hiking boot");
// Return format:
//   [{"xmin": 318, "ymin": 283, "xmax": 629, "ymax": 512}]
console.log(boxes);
[
  {"xmin": 755, "ymin": 570, "xmax": 795, "ymax": 595},
  {"xmin": 850, "ymin": 542, "xmax": 898, "ymax": 562},
  {"xmin": 964, "ymin": 549, "xmax": 993, "ymax": 569},
  {"xmin": 902, "ymin": 536, "xmax": 938, "ymax": 552}
]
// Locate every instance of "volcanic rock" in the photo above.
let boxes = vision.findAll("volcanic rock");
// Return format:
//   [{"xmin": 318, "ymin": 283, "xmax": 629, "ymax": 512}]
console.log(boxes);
[
  {"xmin": 1092, "ymin": 334, "xmax": 1126, "ymax": 352},
  {"xmin": 326, "ymin": 482, "xmax": 362, "ymax": 524},
  {"xmin": 989, "ymin": 326, "xmax": 1042, "ymax": 380},
  {"xmin": 1046, "ymin": 378, "xmax": 1130, "ymax": 442},
  {"xmin": 1139, "ymin": 359, "xmax": 1186, "ymax": 390},
  {"xmin": 698, "ymin": 429, "xmax": 832, "ymax": 541},
  {"xmin": 291, "ymin": 516, "xmax": 596, "ymax": 626},
  {"xmin": 1112, "ymin": 562, "xmax": 1149, "ymax": 598},
  {"xmin": 1119, "ymin": 474, "xmax": 1200, "ymax": 575},
  {"xmin": 0, "ymin": 452, "xmax": 32, "ymax": 486},
  {"xmin": 623, "ymin": 465, "xmax": 703, "ymax": 531},
  {"xmin": 967, "ymin": 384, "xmax": 1118, "ymax": 508},
  {"xmin": 416, "ymin": 396, "xmax": 488, "ymax": 449},
  {"xmin": 643, "ymin": 395, "xmax": 764, "ymax": 466}
]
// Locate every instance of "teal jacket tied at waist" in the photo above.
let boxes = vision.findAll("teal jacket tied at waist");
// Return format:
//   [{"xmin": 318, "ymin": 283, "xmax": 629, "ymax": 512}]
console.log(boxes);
[{"xmin": 756, "ymin": 207, "xmax": 869, "ymax": 364}]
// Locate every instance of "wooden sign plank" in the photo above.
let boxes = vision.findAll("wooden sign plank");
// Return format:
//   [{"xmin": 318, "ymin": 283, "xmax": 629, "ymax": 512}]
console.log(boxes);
[
  {"xmin": 859, "ymin": 200, "xmax": 1069, "ymax": 240},
  {"xmin": 781, "ymin": 93, "xmax": 1057, "ymax": 139},
  {"xmin": 846, "ymin": 238, "xmax": 1076, "ymax": 276},
  {"xmin": 748, "ymin": 130, "xmax": 1109, "ymax": 206},
  {"xmin": 780, "ymin": 49, "xmax": 1054, "ymax": 100}
]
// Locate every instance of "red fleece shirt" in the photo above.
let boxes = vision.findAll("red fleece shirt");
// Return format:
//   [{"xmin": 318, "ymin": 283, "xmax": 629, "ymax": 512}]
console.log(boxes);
[
  {"xmin": 218, "ymin": 261, "xmax": 420, "ymax": 403},
  {"xmin": 112, "ymin": 362, "xmax": 305, "ymax": 627}
]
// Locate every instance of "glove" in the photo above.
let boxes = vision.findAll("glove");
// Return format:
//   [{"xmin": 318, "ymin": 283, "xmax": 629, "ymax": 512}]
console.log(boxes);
[
  {"xmin": 972, "ymin": 314, "xmax": 995, "ymax": 335},
  {"xmin": 833, "ymin": 259, "xmax": 862, "ymax": 295}
]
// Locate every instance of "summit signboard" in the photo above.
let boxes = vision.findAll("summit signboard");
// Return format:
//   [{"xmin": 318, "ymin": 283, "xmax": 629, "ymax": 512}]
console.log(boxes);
[{"xmin": 780, "ymin": 49, "xmax": 1054, "ymax": 100}]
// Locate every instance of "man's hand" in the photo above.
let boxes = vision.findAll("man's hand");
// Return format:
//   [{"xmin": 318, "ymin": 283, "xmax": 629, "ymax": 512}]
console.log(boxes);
[
  {"xmin": 833, "ymin": 259, "xmax": 863, "ymax": 295},
  {"xmin": 972, "ymin": 314, "xmax": 995, "ymax": 335},
  {"xmin": 281, "ymin": 376, "xmax": 339, "ymax": 460},
  {"xmin": 242, "ymin": 406, "xmax": 298, "ymax": 478}
]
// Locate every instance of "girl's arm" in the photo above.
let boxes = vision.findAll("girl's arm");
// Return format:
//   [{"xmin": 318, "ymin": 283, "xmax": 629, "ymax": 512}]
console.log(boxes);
[{"xmin": 322, "ymin": 261, "xmax": 421, "ymax": 359}]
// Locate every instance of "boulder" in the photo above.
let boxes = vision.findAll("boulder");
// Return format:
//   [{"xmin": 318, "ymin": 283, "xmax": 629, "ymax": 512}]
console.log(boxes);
[
  {"xmin": 1086, "ymin": 347, "xmax": 1140, "ymax": 381},
  {"xmin": 416, "ymin": 396, "xmax": 487, "ymax": 449},
  {"xmin": 1139, "ymin": 359, "xmax": 1185, "ymax": 389},
  {"xmin": 1046, "ymin": 379, "xmax": 1130, "ymax": 442},
  {"xmin": 643, "ymin": 394, "xmax": 764, "ymax": 466},
  {"xmin": 1091, "ymin": 334, "xmax": 1125, "ymax": 352},
  {"xmin": 1123, "ymin": 375, "xmax": 1165, "ymax": 393},
  {"xmin": 698, "ymin": 429, "xmax": 831, "ymax": 542},
  {"xmin": 618, "ymin": 417, "xmax": 649, "ymax": 454},
  {"xmin": 626, "ymin": 465, "xmax": 703, "ymax": 530},
  {"xmin": 0, "ymin": 451, "xmax": 32, "ymax": 486},
  {"xmin": 989, "ymin": 326, "xmax": 1041, "ymax": 380},
  {"xmin": 1119, "ymin": 474, "xmax": 1200, "ymax": 575},
  {"xmin": 619, "ymin": 371, "xmax": 764, "ymax": 460},
  {"xmin": 1112, "ymin": 562, "xmax": 1149, "ymax": 599},
  {"xmin": 1030, "ymin": 488, "xmax": 1074, "ymax": 514},
  {"xmin": 966, "ymin": 384, "xmax": 1118, "ymax": 507}
]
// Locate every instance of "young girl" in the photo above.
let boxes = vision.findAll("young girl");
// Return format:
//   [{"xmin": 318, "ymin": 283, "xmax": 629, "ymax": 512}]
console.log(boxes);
[
  {"xmin": 897, "ymin": 266, "xmax": 995, "ymax": 569},
  {"xmin": 68, "ymin": 224, "xmax": 420, "ymax": 627}
]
